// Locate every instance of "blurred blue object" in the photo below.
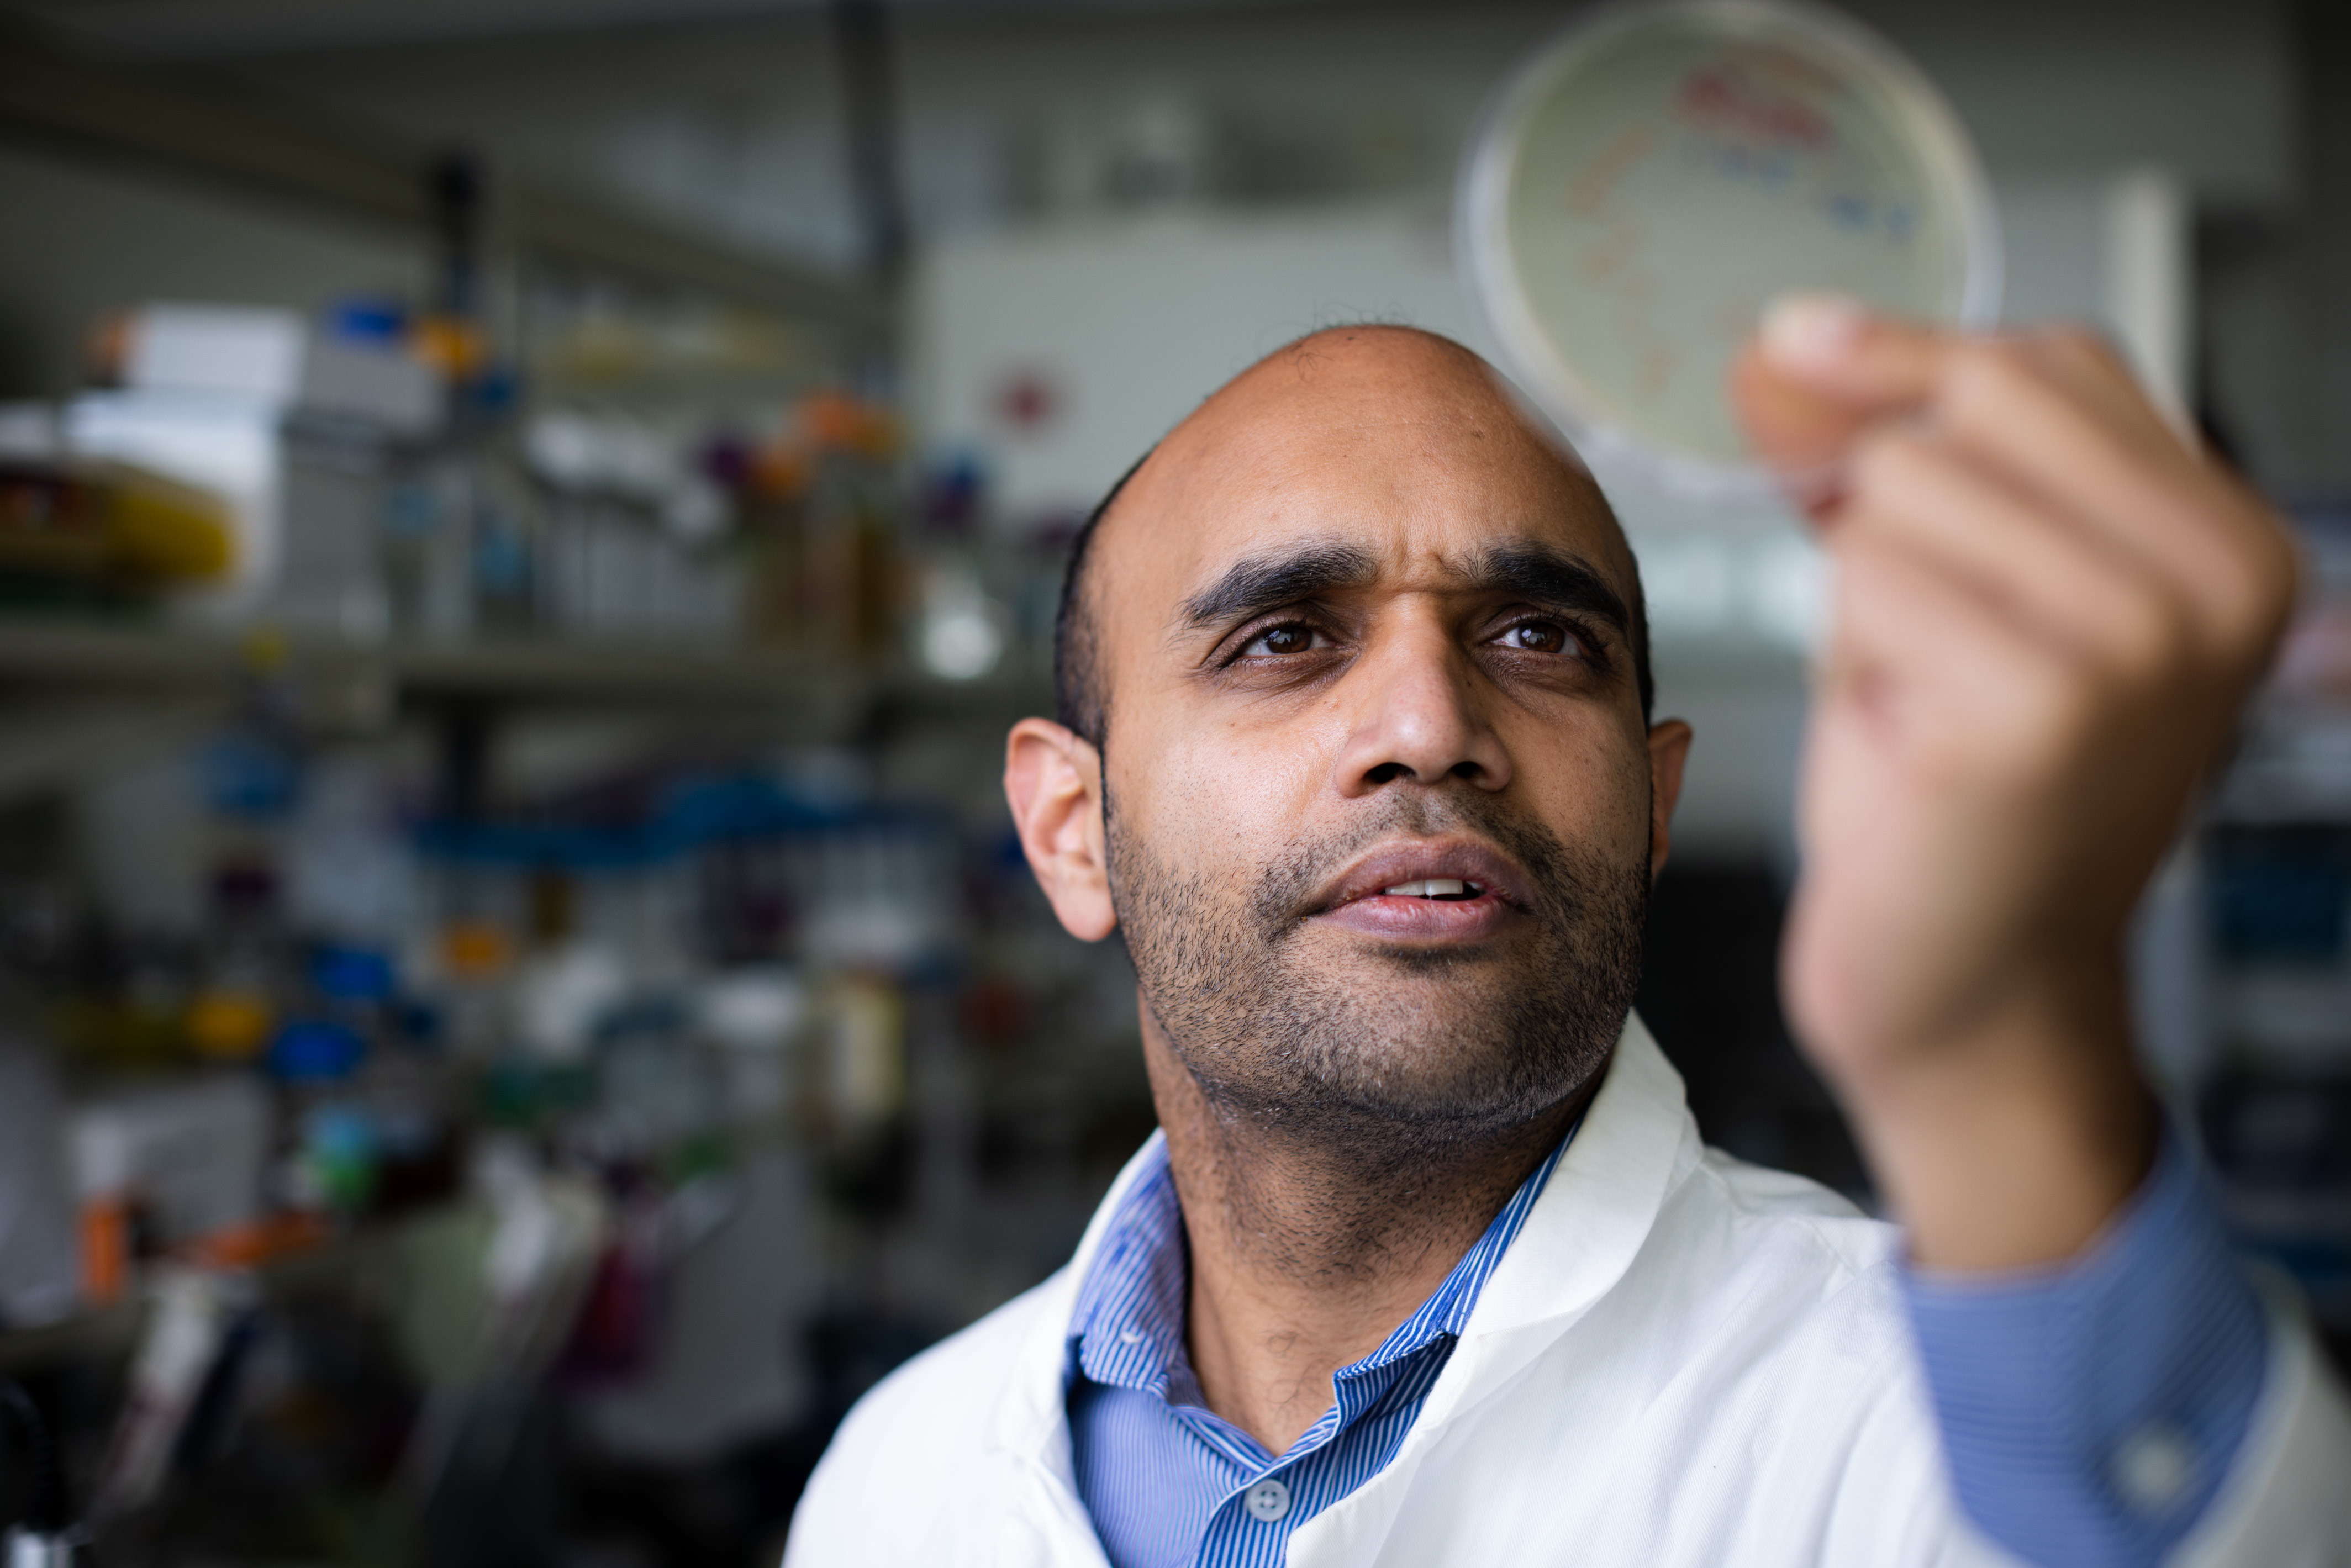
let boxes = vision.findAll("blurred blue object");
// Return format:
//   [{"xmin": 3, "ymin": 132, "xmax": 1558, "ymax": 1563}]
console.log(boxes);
[
  {"xmin": 268, "ymin": 1018, "xmax": 367, "ymax": 1082},
  {"xmin": 328, "ymin": 297, "xmax": 409, "ymax": 346},
  {"xmin": 921, "ymin": 450, "xmax": 987, "ymax": 534},
  {"xmin": 312, "ymin": 946, "xmax": 397, "ymax": 1004},
  {"xmin": 203, "ymin": 732, "xmax": 301, "ymax": 820},
  {"xmin": 413, "ymin": 769, "xmax": 945, "ymax": 868}
]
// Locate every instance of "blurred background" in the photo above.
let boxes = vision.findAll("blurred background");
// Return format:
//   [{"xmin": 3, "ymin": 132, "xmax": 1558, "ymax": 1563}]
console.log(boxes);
[{"xmin": 0, "ymin": 0, "xmax": 2343, "ymax": 1563}]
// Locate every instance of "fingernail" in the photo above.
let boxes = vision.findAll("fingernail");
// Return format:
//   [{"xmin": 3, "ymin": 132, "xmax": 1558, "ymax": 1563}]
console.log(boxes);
[{"xmin": 1761, "ymin": 292, "xmax": 1869, "ymax": 369}]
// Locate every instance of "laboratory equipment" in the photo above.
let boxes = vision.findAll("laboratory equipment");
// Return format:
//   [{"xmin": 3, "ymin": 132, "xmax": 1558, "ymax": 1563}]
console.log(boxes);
[{"xmin": 1459, "ymin": 0, "xmax": 1999, "ymax": 498}]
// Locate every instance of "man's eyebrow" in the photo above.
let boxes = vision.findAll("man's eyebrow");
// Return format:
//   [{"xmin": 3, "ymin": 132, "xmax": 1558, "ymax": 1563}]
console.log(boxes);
[
  {"xmin": 1178, "ymin": 541, "xmax": 1380, "ymax": 630},
  {"xmin": 1457, "ymin": 540, "xmax": 1630, "ymax": 638}
]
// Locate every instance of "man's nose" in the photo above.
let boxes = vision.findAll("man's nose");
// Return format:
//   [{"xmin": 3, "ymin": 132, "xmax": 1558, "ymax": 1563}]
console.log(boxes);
[{"xmin": 1329, "ymin": 625, "xmax": 1512, "ymax": 796}]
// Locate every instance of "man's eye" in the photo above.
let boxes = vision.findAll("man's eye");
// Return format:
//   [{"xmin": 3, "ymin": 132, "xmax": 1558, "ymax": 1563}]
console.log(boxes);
[
  {"xmin": 1243, "ymin": 624, "xmax": 1324, "ymax": 657},
  {"xmin": 1498, "ymin": 621, "xmax": 1572, "ymax": 654}
]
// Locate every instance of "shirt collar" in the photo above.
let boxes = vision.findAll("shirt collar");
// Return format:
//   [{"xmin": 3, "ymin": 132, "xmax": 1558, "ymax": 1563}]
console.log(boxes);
[
  {"xmin": 1067, "ymin": 1152, "xmax": 1189, "ymax": 1396},
  {"xmin": 1066, "ymin": 1117, "xmax": 1578, "ymax": 1401}
]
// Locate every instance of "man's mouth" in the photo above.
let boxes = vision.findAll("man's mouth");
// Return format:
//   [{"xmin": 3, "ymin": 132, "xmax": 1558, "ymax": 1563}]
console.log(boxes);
[{"xmin": 1308, "ymin": 841, "xmax": 1532, "ymax": 945}]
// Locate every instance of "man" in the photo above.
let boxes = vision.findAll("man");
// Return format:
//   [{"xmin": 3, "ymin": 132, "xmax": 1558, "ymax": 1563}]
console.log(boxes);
[{"xmin": 786, "ymin": 299, "xmax": 2350, "ymax": 1567}]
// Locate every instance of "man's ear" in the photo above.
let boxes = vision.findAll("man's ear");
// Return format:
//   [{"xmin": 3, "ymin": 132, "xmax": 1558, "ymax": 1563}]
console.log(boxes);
[
  {"xmin": 1646, "ymin": 719, "xmax": 1694, "ymax": 884},
  {"xmin": 1004, "ymin": 717, "xmax": 1117, "ymax": 942}
]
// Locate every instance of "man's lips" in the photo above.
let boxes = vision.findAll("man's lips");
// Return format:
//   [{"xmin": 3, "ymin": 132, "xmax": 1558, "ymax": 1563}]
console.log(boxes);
[{"xmin": 1305, "ymin": 838, "xmax": 1534, "ymax": 944}]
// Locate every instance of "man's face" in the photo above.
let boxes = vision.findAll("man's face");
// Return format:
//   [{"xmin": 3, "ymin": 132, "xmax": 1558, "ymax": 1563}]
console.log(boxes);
[{"xmin": 1031, "ymin": 329, "xmax": 1684, "ymax": 1145}]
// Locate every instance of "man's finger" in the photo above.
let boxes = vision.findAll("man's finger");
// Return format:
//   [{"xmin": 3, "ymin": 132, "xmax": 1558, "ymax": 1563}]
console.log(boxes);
[
  {"xmin": 1756, "ymin": 293, "xmax": 1953, "ymax": 411},
  {"xmin": 1838, "ymin": 429, "xmax": 2185, "ymax": 680},
  {"xmin": 1826, "ymin": 531, "xmax": 2081, "ymax": 771}
]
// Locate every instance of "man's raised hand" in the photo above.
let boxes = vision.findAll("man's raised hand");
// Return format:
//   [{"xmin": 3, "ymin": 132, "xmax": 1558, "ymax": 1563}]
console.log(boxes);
[{"xmin": 1732, "ymin": 295, "xmax": 2298, "ymax": 1270}]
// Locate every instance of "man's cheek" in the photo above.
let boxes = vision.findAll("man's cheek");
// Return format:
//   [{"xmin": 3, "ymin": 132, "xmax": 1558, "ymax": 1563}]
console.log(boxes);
[
  {"xmin": 1131, "ymin": 764, "xmax": 1264, "ymax": 888},
  {"xmin": 1171, "ymin": 733, "xmax": 1322, "ymax": 829},
  {"xmin": 1525, "ymin": 732, "xmax": 1651, "ymax": 847}
]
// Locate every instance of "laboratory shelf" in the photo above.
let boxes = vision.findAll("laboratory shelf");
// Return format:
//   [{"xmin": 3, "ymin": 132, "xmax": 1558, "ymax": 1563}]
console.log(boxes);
[
  {"xmin": 0, "ymin": 18, "xmax": 889, "ymax": 335},
  {"xmin": 0, "ymin": 615, "xmax": 1051, "ymax": 716},
  {"xmin": 0, "ymin": 616, "xmax": 811, "ymax": 701},
  {"xmin": 391, "ymin": 636, "xmax": 860, "ymax": 709}
]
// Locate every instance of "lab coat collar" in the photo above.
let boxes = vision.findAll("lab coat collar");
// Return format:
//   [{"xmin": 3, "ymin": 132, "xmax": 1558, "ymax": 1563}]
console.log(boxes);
[{"xmin": 981, "ymin": 1013, "xmax": 1694, "ymax": 1558}]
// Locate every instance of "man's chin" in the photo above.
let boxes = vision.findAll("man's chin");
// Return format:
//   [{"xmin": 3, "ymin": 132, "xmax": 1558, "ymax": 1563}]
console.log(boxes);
[
  {"xmin": 1278, "ymin": 1039, "xmax": 1590, "ymax": 1135},
  {"xmin": 1288, "ymin": 922, "xmax": 1537, "ymax": 979}
]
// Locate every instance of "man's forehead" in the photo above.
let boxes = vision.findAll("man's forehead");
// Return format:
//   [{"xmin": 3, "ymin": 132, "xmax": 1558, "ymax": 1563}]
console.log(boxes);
[{"xmin": 1102, "ymin": 328, "xmax": 1630, "ymax": 615}]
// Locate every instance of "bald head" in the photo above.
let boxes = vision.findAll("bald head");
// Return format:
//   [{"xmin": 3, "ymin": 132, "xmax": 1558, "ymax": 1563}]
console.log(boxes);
[{"xmin": 1053, "ymin": 326, "xmax": 1650, "ymax": 747}]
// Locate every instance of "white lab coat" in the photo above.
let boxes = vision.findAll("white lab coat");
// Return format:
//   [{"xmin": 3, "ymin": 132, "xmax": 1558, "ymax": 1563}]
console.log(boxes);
[{"xmin": 786, "ymin": 1017, "xmax": 2351, "ymax": 1567}]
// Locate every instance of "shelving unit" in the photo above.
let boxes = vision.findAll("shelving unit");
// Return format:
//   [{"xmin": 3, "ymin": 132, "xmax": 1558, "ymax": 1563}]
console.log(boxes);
[
  {"xmin": 0, "ymin": 18, "xmax": 890, "ymax": 339},
  {"xmin": 0, "ymin": 617, "xmax": 823, "ymax": 704},
  {"xmin": 0, "ymin": 616, "xmax": 1048, "ymax": 711},
  {"xmin": 0, "ymin": 621, "xmax": 1065, "ymax": 773},
  {"xmin": 0, "ymin": 7, "xmax": 937, "ymax": 777},
  {"xmin": 0, "ymin": 615, "xmax": 1055, "ymax": 811}
]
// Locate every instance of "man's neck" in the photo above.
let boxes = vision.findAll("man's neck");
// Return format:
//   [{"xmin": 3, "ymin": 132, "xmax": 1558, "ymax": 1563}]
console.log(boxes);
[{"xmin": 1139, "ymin": 1017, "xmax": 1588, "ymax": 1458}]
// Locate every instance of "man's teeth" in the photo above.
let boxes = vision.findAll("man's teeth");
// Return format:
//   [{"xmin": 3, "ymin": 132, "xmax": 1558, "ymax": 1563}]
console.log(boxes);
[{"xmin": 1382, "ymin": 879, "xmax": 1473, "ymax": 898}]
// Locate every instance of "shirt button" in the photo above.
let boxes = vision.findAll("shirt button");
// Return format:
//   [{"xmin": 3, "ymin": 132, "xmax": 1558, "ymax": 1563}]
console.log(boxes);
[
  {"xmin": 1117, "ymin": 1329, "xmax": 1143, "ymax": 1345},
  {"xmin": 1245, "ymin": 1477, "xmax": 1292, "ymax": 1523},
  {"xmin": 2113, "ymin": 1424, "xmax": 2198, "ymax": 1514}
]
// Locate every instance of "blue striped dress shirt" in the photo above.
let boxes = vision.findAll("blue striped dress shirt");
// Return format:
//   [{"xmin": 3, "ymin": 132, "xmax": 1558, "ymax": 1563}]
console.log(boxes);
[
  {"xmin": 1066, "ymin": 1130, "xmax": 1572, "ymax": 1568},
  {"xmin": 1065, "ymin": 1120, "xmax": 2268, "ymax": 1568}
]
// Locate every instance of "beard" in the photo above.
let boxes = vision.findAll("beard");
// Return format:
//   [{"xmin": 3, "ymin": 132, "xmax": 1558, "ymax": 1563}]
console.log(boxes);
[{"xmin": 1106, "ymin": 782, "xmax": 1649, "ymax": 1158}]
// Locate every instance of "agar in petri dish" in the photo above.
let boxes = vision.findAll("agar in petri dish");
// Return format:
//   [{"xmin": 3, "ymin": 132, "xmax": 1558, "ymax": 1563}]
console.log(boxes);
[{"xmin": 1460, "ymin": 0, "xmax": 2000, "ymax": 499}]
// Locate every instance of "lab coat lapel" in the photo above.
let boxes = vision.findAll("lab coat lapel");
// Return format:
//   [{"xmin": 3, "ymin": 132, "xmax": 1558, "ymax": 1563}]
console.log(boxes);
[
  {"xmin": 1451, "ymin": 1013, "xmax": 1694, "ymax": 1356},
  {"xmin": 984, "ymin": 1136, "xmax": 1169, "ymax": 1567},
  {"xmin": 1285, "ymin": 1013, "xmax": 1696, "ymax": 1566}
]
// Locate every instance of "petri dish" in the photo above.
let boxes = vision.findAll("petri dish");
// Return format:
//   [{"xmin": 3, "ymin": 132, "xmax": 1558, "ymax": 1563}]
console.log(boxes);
[{"xmin": 1459, "ymin": 0, "xmax": 2000, "ymax": 500}]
